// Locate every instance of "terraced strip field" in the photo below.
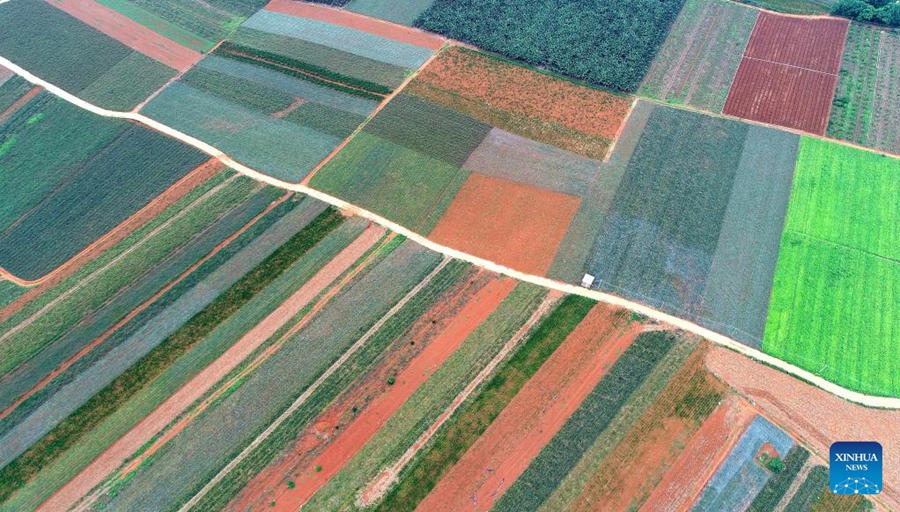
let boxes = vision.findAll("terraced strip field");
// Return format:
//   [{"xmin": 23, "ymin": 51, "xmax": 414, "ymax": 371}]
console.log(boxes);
[
  {"xmin": 764, "ymin": 138, "xmax": 900, "ymax": 397},
  {"xmin": 828, "ymin": 23, "xmax": 900, "ymax": 155},
  {"xmin": 640, "ymin": 0, "xmax": 757, "ymax": 112},
  {"xmin": 0, "ymin": 0, "xmax": 176, "ymax": 110}
]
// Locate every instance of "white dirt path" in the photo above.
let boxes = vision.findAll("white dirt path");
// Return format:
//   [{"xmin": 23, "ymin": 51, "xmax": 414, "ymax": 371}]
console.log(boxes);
[{"xmin": 1, "ymin": 55, "xmax": 898, "ymax": 410}]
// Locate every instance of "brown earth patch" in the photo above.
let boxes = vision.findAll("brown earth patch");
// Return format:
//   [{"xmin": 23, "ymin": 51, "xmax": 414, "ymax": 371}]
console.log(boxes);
[
  {"xmin": 744, "ymin": 12, "xmax": 849, "ymax": 74},
  {"xmin": 38, "ymin": 225, "xmax": 385, "ymax": 512},
  {"xmin": 569, "ymin": 343, "xmax": 728, "ymax": 510},
  {"xmin": 704, "ymin": 346, "xmax": 900, "ymax": 511},
  {"xmin": 428, "ymin": 174, "xmax": 580, "ymax": 276},
  {"xmin": 407, "ymin": 46, "xmax": 631, "ymax": 159},
  {"xmin": 44, "ymin": 0, "xmax": 202, "ymax": 71},
  {"xmin": 227, "ymin": 267, "xmax": 495, "ymax": 511},
  {"xmin": 0, "ymin": 159, "xmax": 224, "ymax": 322},
  {"xmin": 723, "ymin": 57, "xmax": 837, "ymax": 135},
  {"xmin": 417, "ymin": 303, "xmax": 641, "ymax": 512},
  {"xmin": 0, "ymin": 85, "xmax": 41, "ymax": 125},
  {"xmin": 270, "ymin": 276, "xmax": 518, "ymax": 510},
  {"xmin": 642, "ymin": 391, "xmax": 758, "ymax": 511},
  {"xmin": 263, "ymin": 0, "xmax": 445, "ymax": 51}
]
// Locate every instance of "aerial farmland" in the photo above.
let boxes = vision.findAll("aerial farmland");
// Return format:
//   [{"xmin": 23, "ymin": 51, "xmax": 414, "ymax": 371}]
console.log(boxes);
[{"xmin": 0, "ymin": 0, "xmax": 896, "ymax": 510}]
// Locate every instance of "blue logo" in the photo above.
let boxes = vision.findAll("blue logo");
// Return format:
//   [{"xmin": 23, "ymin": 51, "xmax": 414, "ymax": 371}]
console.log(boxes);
[{"xmin": 830, "ymin": 442, "xmax": 882, "ymax": 495}]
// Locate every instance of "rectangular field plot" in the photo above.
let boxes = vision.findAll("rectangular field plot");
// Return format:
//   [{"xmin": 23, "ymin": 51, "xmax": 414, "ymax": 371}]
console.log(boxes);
[
  {"xmin": 723, "ymin": 12, "xmax": 849, "ymax": 135},
  {"xmin": 828, "ymin": 23, "xmax": 900, "ymax": 155},
  {"xmin": 640, "ymin": 0, "xmax": 758, "ymax": 112},
  {"xmin": 763, "ymin": 138, "xmax": 900, "ymax": 396},
  {"xmin": 347, "ymin": 0, "xmax": 436, "ymax": 26},
  {"xmin": 692, "ymin": 415, "xmax": 794, "ymax": 511},
  {"xmin": 0, "ymin": 0, "xmax": 176, "ymax": 110}
]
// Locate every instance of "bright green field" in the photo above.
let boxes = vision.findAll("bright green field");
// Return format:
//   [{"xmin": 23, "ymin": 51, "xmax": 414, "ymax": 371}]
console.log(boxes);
[{"xmin": 763, "ymin": 138, "xmax": 900, "ymax": 397}]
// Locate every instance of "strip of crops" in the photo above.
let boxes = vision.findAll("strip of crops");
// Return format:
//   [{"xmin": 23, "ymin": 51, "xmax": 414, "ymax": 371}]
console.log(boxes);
[
  {"xmin": 748, "ymin": 445, "xmax": 811, "ymax": 511},
  {"xmin": 0, "ymin": 282, "xmax": 24, "ymax": 311},
  {"xmin": 786, "ymin": 466, "xmax": 871, "ymax": 511},
  {"xmin": 537, "ymin": 336, "xmax": 699, "ymax": 510},
  {"xmin": 189, "ymin": 260, "xmax": 473, "ymax": 510},
  {"xmin": 415, "ymin": 0, "xmax": 687, "ymax": 92},
  {"xmin": 0, "ymin": 207, "xmax": 344, "ymax": 505},
  {"xmin": 126, "ymin": 0, "xmax": 253, "ymax": 46},
  {"xmin": 0, "ymin": 77, "xmax": 33, "ymax": 114},
  {"xmin": 101, "ymin": 242, "xmax": 443, "ymax": 510},
  {"xmin": 94, "ymin": 0, "xmax": 216, "ymax": 52},
  {"xmin": 216, "ymin": 43, "xmax": 389, "ymax": 100},
  {"xmin": 0, "ymin": 175, "xmax": 259, "ymax": 381},
  {"xmin": 310, "ymin": 132, "xmax": 470, "ymax": 234},
  {"xmin": 180, "ymin": 65, "xmax": 296, "ymax": 115},
  {"xmin": 346, "ymin": 0, "xmax": 436, "ymax": 26},
  {"xmin": 76, "ymin": 53, "xmax": 182, "ymax": 111},
  {"xmin": 0, "ymin": 187, "xmax": 285, "ymax": 429},
  {"xmin": 375, "ymin": 295, "xmax": 596, "ymax": 511},
  {"xmin": 0, "ymin": 126, "xmax": 209, "ymax": 280},
  {"xmin": 305, "ymin": 283, "xmax": 546, "ymax": 510},
  {"xmin": 0, "ymin": 219, "xmax": 371, "ymax": 511},
  {"xmin": 493, "ymin": 331, "xmax": 677, "ymax": 510}
]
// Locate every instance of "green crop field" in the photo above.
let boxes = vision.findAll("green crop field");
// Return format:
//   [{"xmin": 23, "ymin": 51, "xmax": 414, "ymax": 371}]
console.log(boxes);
[
  {"xmin": 764, "ymin": 138, "xmax": 900, "ymax": 397},
  {"xmin": 828, "ymin": 23, "xmax": 900, "ymax": 155},
  {"xmin": 640, "ymin": 0, "xmax": 757, "ymax": 112},
  {"xmin": 732, "ymin": 0, "xmax": 834, "ymax": 15},
  {"xmin": 347, "ymin": 0, "xmax": 436, "ymax": 26},
  {"xmin": 310, "ymin": 132, "xmax": 470, "ymax": 234}
]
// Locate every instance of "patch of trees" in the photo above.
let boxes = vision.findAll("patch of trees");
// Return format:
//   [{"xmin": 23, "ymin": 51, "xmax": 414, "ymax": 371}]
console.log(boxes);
[{"xmin": 832, "ymin": 0, "xmax": 900, "ymax": 27}]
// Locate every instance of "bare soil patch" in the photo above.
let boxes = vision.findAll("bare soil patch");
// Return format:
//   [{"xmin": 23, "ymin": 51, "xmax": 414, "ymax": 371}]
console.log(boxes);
[
  {"xmin": 44, "ymin": 0, "xmax": 202, "ymax": 71},
  {"xmin": 417, "ymin": 303, "xmax": 641, "ymax": 511},
  {"xmin": 263, "ymin": 0, "xmax": 445, "ymax": 51},
  {"xmin": 429, "ymin": 174, "xmax": 580, "ymax": 276}
]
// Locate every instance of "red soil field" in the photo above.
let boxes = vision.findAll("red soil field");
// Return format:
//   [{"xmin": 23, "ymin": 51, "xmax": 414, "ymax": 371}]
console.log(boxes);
[
  {"xmin": 642, "ymin": 392, "xmax": 757, "ymax": 512},
  {"xmin": 429, "ymin": 174, "xmax": 580, "ymax": 276},
  {"xmin": 570, "ymin": 344, "xmax": 728, "ymax": 511},
  {"xmin": 705, "ymin": 346, "xmax": 900, "ymax": 511},
  {"xmin": 723, "ymin": 58, "xmax": 838, "ymax": 135},
  {"xmin": 271, "ymin": 277, "xmax": 518, "ymax": 510},
  {"xmin": 263, "ymin": 0, "xmax": 445, "ymax": 51},
  {"xmin": 44, "ymin": 0, "xmax": 202, "ymax": 71},
  {"xmin": 744, "ymin": 13, "xmax": 849, "ymax": 74},
  {"xmin": 0, "ymin": 159, "xmax": 224, "ymax": 322},
  {"xmin": 417, "ymin": 304, "xmax": 641, "ymax": 512},
  {"xmin": 39, "ymin": 226, "xmax": 385, "ymax": 512},
  {"xmin": 0, "ymin": 86, "xmax": 41, "ymax": 126},
  {"xmin": 227, "ymin": 268, "xmax": 494, "ymax": 510}
]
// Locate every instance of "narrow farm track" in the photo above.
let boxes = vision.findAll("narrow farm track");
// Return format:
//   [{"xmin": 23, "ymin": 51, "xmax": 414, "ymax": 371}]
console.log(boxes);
[{"xmin": 1, "ymin": 56, "xmax": 899, "ymax": 409}]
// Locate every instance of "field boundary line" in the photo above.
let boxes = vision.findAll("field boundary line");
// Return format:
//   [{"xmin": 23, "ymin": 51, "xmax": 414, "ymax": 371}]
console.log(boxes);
[
  {"xmin": 741, "ymin": 55, "xmax": 838, "ymax": 76},
  {"xmin": 3, "ymin": 55, "xmax": 899, "ymax": 408},
  {"xmin": 177, "ymin": 256, "xmax": 451, "ymax": 511},
  {"xmin": 358, "ymin": 290, "xmax": 563, "ymax": 507}
]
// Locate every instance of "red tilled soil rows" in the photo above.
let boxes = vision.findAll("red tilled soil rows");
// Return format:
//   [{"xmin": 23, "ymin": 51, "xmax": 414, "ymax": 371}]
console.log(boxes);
[
  {"xmin": 263, "ymin": 0, "xmax": 445, "ymax": 51},
  {"xmin": 0, "ymin": 85, "xmax": 41, "ymax": 125},
  {"xmin": 723, "ymin": 12, "xmax": 848, "ymax": 135},
  {"xmin": 642, "ymin": 392, "xmax": 757, "ymax": 511},
  {"xmin": 723, "ymin": 58, "xmax": 837, "ymax": 135},
  {"xmin": 38, "ymin": 225, "xmax": 386, "ymax": 512},
  {"xmin": 569, "ymin": 344, "xmax": 728, "ymax": 511},
  {"xmin": 705, "ymin": 346, "xmax": 900, "ymax": 511},
  {"xmin": 227, "ymin": 268, "xmax": 494, "ymax": 510},
  {"xmin": 44, "ymin": 0, "xmax": 202, "ymax": 71},
  {"xmin": 429, "ymin": 174, "xmax": 581, "ymax": 276},
  {"xmin": 744, "ymin": 13, "xmax": 849, "ymax": 73},
  {"xmin": 0, "ymin": 159, "xmax": 224, "ymax": 322},
  {"xmin": 417, "ymin": 304, "xmax": 642, "ymax": 512},
  {"xmin": 270, "ymin": 277, "xmax": 518, "ymax": 511}
]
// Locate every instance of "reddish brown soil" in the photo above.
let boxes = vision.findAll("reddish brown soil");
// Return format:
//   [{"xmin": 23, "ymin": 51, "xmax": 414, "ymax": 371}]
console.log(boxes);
[
  {"xmin": 0, "ymin": 65, "xmax": 12, "ymax": 85},
  {"xmin": 38, "ymin": 226, "xmax": 386, "ymax": 512},
  {"xmin": 407, "ymin": 46, "xmax": 631, "ymax": 159},
  {"xmin": 44, "ymin": 0, "xmax": 202, "ymax": 71},
  {"xmin": 744, "ymin": 13, "xmax": 849, "ymax": 74},
  {"xmin": 227, "ymin": 268, "xmax": 495, "ymax": 511},
  {"xmin": 0, "ymin": 159, "xmax": 224, "ymax": 322},
  {"xmin": 417, "ymin": 304, "xmax": 641, "ymax": 512},
  {"xmin": 642, "ymin": 393, "xmax": 757, "ymax": 512},
  {"xmin": 0, "ymin": 85, "xmax": 41, "ymax": 125},
  {"xmin": 723, "ymin": 58, "xmax": 837, "ymax": 135},
  {"xmin": 705, "ymin": 346, "xmax": 900, "ymax": 511},
  {"xmin": 429, "ymin": 174, "xmax": 580, "ymax": 276},
  {"xmin": 270, "ymin": 277, "xmax": 518, "ymax": 511},
  {"xmin": 263, "ymin": 0, "xmax": 445, "ymax": 51},
  {"xmin": 570, "ymin": 344, "xmax": 729, "ymax": 511}
]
